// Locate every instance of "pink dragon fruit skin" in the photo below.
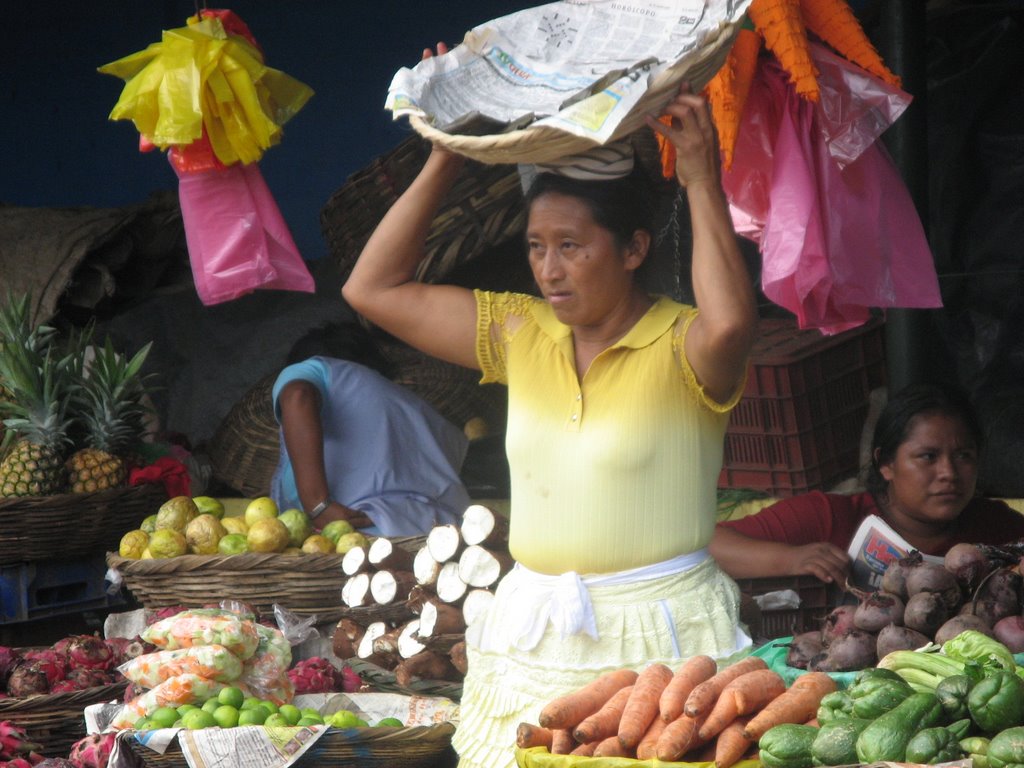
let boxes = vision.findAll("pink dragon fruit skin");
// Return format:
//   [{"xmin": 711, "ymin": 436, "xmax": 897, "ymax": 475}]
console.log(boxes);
[
  {"xmin": 6, "ymin": 664, "xmax": 50, "ymax": 697},
  {"xmin": 0, "ymin": 720, "xmax": 44, "ymax": 759},
  {"xmin": 102, "ymin": 637, "xmax": 148, "ymax": 667},
  {"xmin": 53, "ymin": 669, "xmax": 113, "ymax": 693},
  {"xmin": 64, "ymin": 636, "xmax": 114, "ymax": 672},
  {"xmin": 18, "ymin": 651, "xmax": 66, "ymax": 688},
  {"xmin": 67, "ymin": 733, "xmax": 116, "ymax": 768},
  {"xmin": 286, "ymin": 657, "xmax": 346, "ymax": 695}
]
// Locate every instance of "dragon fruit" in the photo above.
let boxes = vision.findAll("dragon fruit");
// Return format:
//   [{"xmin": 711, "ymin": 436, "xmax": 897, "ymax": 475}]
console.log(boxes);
[
  {"xmin": 5, "ymin": 757, "xmax": 40, "ymax": 768},
  {"xmin": 18, "ymin": 651, "xmax": 66, "ymax": 688},
  {"xmin": 0, "ymin": 648, "xmax": 21, "ymax": 689},
  {"xmin": 49, "ymin": 669, "xmax": 113, "ymax": 694},
  {"xmin": 339, "ymin": 665, "xmax": 362, "ymax": 693},
  {"xmin": 103, "ymin": 637, "xmax": 148, "ymax": 667},
  {"xmin": 67, "ymin": 733, "xmax": 115, "ymax": 768},
  {"xmin": 63, "ymin": 636, "xmax": 113, "ymax": 672},
  {"xmin": 286, "ymin": 657, "xmax": 346, "ymax": 694},
  {"xmin": 0, "ymin": 721, "xmax": 43, "ymax": 760},
  {"xmin": 5, "ymin": 665, "xmax": 50, "ymax": 697}
]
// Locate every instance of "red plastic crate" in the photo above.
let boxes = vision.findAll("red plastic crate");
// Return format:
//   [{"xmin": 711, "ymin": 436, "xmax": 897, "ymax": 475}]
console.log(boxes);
[{"xmin": 719, "ymin": 317, "xmax": 886, "ymax": 497}]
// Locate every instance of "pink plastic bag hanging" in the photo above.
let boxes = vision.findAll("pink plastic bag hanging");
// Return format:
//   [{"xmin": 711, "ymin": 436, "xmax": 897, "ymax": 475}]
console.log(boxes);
[
  {"xmin": 722, "ymin": 43, "xmax": 942, "ymax": 334},
  {"xmin": 174, "ymin": 161, "xmax": 315, "ymax": 306}
]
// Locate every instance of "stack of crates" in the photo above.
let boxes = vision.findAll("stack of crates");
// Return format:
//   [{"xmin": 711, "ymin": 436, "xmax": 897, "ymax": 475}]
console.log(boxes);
[
  {"xmin": 719, "ymin": 316, "xmax": 887, "ymax": 497},
  {"xmin": 1, "ymin": 555, "xmax": 121, "ymax": 625}
]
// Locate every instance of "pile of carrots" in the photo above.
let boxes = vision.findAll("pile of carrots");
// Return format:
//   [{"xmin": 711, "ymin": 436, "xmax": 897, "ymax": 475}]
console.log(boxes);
[
  {"xmin": 658, "ymin": 0, "xmax": 903, "ymax": 173},
  {"xmin": 516, "ymin": 655, "xmax": 837, "ymax": 766}
]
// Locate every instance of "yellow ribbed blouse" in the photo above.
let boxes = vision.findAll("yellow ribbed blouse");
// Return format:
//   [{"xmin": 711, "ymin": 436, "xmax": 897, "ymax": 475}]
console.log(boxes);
[{"xmin": 474, "ymin": 290, "xmax": 744, "ymax": 576}]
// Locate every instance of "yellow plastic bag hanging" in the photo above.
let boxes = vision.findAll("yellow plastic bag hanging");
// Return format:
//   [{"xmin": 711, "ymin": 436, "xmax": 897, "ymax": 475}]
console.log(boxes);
[{"xmin": 98, "ymin": 9, "xmax": 313, "ymax": 167}]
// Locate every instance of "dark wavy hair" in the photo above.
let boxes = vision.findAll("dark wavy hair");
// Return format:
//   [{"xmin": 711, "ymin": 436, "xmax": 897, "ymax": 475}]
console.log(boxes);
[
  {"xmin": 865, "ymin": 382, "xmax": 984, "ymax": 500},
  {"xmin": 523, "ymin": 168, "xmax": 656, "ymax": 249}
]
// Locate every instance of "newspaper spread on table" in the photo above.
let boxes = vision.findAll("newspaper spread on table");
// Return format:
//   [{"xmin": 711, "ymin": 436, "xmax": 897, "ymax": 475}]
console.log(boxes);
[
  {"xmin": 847, "ymin": 514, "xmax": 944, "ymax": 592},
  {"xmin": 92, "ymin": 692, "xmax": 459, "ymax": 768},
  {"xmin": 386, "ymin": 0, "xmax": 752, "ymax": 144}
]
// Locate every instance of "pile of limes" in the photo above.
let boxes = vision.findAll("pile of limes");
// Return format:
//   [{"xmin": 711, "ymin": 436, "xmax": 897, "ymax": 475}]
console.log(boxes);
[
  {"xmin": 118, "ymin": 496, "xmax": 373, "ymax": 559},
  {"xmin": 132, "ymin": 686, "xmax": 324, "ymax": 730}
]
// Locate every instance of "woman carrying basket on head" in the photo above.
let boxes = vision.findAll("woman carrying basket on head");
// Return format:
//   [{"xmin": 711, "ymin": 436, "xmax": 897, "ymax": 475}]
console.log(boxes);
[{"xmin": 342, "ymin": 41, "xmax": 759, "ymax": 768}]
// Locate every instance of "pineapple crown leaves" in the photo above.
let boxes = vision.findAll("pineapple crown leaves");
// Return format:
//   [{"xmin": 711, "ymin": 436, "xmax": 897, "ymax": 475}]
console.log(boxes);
[{"xmin": 0, "ymin": 344, "xmax": 78, "ymax": 451}]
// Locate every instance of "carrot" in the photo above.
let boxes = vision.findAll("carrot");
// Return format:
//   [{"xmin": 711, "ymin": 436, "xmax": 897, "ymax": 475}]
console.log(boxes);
[
  {"xmin": 656, "ymin": 714, "xmax": 705, "ymax": 762},
  {"xmin": 748, "ymin": 0, "xmax": 820, "ymax": 101},
  {"xmin": 515, "ymin": 722, "xmax": 553, "ymax": 750},
  {"xmin": 697, "ymin": 669, "xmax": 787, "ymax": 741},
  {"xmin": 660, "ymin": 654, "xmax": 718, "ymax": 723},
  {"xmin": 570, "ymin": 741, "xmax": 598, "ymax": 757},
  {"xmin": 715, "ymin": 716, "xmax": 754, "ymax": 768},
  {"xmin": 550, "ymin": 728, "xmax": 576, "ymax": 755},
  {"xmin": 618, "ymin": 663, "xmax": 674, "ymax": 749},
  {"xmin": 538, "ymin": 668, "xmax": 639, "ymax": 730},
  {"xmin": 593, "ymin": 733, "xmax": 630, "ymax": 758},
  {"xmin": 799, "ymin": 0, "xmax": 901, "ymax": 86},
  {"xmin": 742, "ymin": 671, "xmax": 837, "ymax": 742},
  {"xmin": 706, "ymin": 24, "xmax": 762, "ymax": 171},
  {"xmin": 636, "ymin": 715, "xmax": 668, "ymax": 761},
  {"xmin": 573, "ymin": 684, "xmax": 634, "ymax": 744},
  {"xmin": 684, "ymin": 656, "xmax": 768, "ymax": 718}
]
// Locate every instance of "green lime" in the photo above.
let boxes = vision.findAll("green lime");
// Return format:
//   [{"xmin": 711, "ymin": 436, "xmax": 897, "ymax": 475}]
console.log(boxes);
[
  {"xmin": 259, "ymin": 701, "xmax": 279, "ymax": 716},
  {"xmin": 327, "ymin": 710, "xmax": 364, "ymax": 728},
  {"xmin": 181, "ymin": 709, "xmax": 217, "ymax": 730},
  {"xmin": 296, "ymin": 716, "xmax": 323, "ymax": 727},
  {"xmin": 238, "ymin": 708, "xmax": 268, "ymax": 727},
  {"xmin": 240, "ymin": 697, "xmax": 263, "ymax": 711},
  {"xmin": 218, "ymin": 687, "xmax": 245, "ymax": 709},
  {"xmin": 213, "ymin": 705, "xmax": 240, "ymax": 729},
  {"xmin": 264, "ymin": 713, "xmax": 291, "ymax": 728},
  {"xmin": 375, "ymin": 717, "xmax": 404, "ymax": 728},
  {"xmin": 300, "ymin": 708, "xmax": 322, "ymax": 720},
  {"xmin": 278, "ymin": 704, "xmax": 302, "ymax": 726},
  {"xmin": 201, "ymin": 697, "xmax": 222, "ymax": 714},
  {"xmin": 133, "ymin": 718, "xmax": 152, "ymax": 731},
  {"xmin": 150, "ymin": 706, "xmax": 180, "ymax": 729},
  {"xmin": 176, "ymin": 704, "xmax": 199, "ymax": 717}
]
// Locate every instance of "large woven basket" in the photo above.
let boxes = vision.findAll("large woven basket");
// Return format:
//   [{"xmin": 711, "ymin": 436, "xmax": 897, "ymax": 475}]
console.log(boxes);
[
  {"xmin": 408, "ymin": 17, "xmax": 744, "ymax": 165},
  {"xmin": 0, "ymin": 484, "xmax": 166, "ymax": 565},
  {"xmin": 0, "ymin": 683, "xmax": 127, "ymax": 757},
  {"xmin": 106, "ymin": 551, "xmax": 347, "ymax": 623},
  {"xmin": 123, "ymin": 723, "xmax": 457, "ymax": 768},
  {"xmin": 207, "ymin": 372, "xmax": 279, "ymax": 498},
  {"xmin": 321, "ymin": 135, "xmax": 526, "ymax": 285}
]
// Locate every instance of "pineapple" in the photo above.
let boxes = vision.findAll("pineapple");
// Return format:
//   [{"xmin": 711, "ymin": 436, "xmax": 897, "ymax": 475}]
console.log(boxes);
[
  {"xmin": 65, "ymin": 338, "xmax": 154, "ymax": 493},
  {"xmin": 0, "ymin": 293, "xmax": 74, "ymax": 497}
]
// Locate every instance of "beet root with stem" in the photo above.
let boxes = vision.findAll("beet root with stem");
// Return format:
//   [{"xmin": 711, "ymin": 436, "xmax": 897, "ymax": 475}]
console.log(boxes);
[
  {"xmin": 809, "ymin": 629, "xmax": 878, "ymax": 672},
  {"xmin": 821, "ymin": 604, "xmax": 858, "ymax": 646},
  {"xmin": 945, "ymin": 543, "xmax": 993, "ymax": 592},
  {"xmin": 780, "ymin": 631, "xmax": 825, "ymax": 669},
  {"xmin": 854, "ymin": 591, "xmax": 905, "ymax": 633},
  {"xmin": 904, "ymin": 561, "xmax": 963, "ymax": 610},
  {"xmin": 993, "ymin": 615, "xmax": 1024, "ymax": 653},
  {"xmin": 903, "ymin": 591, "xmax": 950, "ymax": 637},
  {"xmin": 934, "ymin": 614, "xmax": 995, "ymax": 645},
  {"xmin": 876, "ymin": 623, "xmax": 932, "ymax": 658}
]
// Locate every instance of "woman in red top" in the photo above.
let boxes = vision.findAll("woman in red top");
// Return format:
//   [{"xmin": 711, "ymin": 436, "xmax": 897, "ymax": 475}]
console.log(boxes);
[{"xmin": 710, "ymin": 382, "xmax": 1024, "ymax": 584}]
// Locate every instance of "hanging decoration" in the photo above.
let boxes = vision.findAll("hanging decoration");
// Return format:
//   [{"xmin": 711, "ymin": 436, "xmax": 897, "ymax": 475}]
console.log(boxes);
[{"xmin": 98, "ymin": 9, "xmax": 316, "ymax": 306}]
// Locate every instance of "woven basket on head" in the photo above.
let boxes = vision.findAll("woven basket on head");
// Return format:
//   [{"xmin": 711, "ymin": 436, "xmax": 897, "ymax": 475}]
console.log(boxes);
[
  {"xmin": 320, "ymin": 136, "xmax": 526, "ymax": 286},
  {"xmin": 0, "ymin": 683, "xmax": 128, "ymax": 757},
  {"xmin": 124, "ymin": 722, "xmax": 457, "ymax": 768},
  {"xmin": 207, "ymin": 372, "xmax": 279, "ymax": 498},
  {"xmin": 407, "ymin": 17, "xmax": 744, "ymax": 165},
  {"xmin": 106, "ymin": 551, "xmax": 349, "ymax": 623},
  {"xmin": 0, "ymin": 484, "xmax": 166, "ymax": 565}
]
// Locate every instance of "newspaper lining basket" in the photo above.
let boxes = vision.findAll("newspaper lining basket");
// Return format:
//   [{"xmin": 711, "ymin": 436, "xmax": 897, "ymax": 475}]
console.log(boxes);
[
  {"xmin": 122, "ymin": 722, "xmax": 457, "ymax": 768},
  {"xmin": 407, "ymin": 17, "xmax": 743, "ymax": 166},
  {"xmin": 0, "ymin": 484, "xmax": 166, "ymax": 565},
  {"xmin": 106, "ymin": 551, "xmax": 347, "ymax": 623},
  {"xmin": 0, "ymin": 683, "xmax": 127, "ymax": 757}
]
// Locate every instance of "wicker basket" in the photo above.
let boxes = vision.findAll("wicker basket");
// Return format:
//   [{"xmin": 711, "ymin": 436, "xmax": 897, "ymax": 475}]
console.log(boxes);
[
  {"xmin": 106, "ymin": 551, "xmax": 348, "ymax": 623},
  {"xmin": 123, "ymin": 723, "xmax": 457, "ymax": 768},
  {"xmin": 321, "ymin": 136, "xmax": 526, "ymax": 286},
  {"xmin": 347, "ymin": 658, "xmax": 463, "ymax": 702},
  {"xmin": 0, "ymin": 484, "xmax": 166, "ymax": 565},
  {"xmin": 407, "ymin": 18, "xmax": 743, "ymax": 166},
  {"xmin": 207, "ymin": 372, "xmax": 279, "ymax": 498},
  {"xmin": 0, "ymin": 683, "xmax": 127, "ymax": 757}
]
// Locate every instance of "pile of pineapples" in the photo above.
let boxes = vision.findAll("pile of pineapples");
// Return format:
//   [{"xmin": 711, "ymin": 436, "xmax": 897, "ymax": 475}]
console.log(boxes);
[{"xmin": 0, "ymin": 293, "xmax": 154, "ymax": 498}]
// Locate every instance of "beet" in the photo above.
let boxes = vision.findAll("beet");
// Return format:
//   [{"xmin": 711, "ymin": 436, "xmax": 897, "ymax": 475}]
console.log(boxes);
[
  {"xmin": 945, "ymin": 543, "xmax": 993, "ymax": 592},
  {"xmin": 881, "ymin": 552, "xmax": 922, "ymax": 600},
  {"xmin": 934, "ymin": 614, "xmax": 995, "ymax": 645},
  {"xmin": 960, "ymin": 598, "xmax": 1017, "ymax": 628},
  {"xmin": 975, "ymin": 567, "xmax": 1022, "ymax": 613},
  {"xmin": 904, "ymin": 561, "xmax": 963, "ymax": 610},
  {"xmin": 993, "ymin": 615, "xmax": 1024, "ymax": 653},
  {"xmin": 876, "ymin": 623, "xmax": 932, "ymax": 658},
  {"xmin": 854, "ymin": 591, "xmax": 905, "ymax": 633},
  {"xmin": 809, "ymin": 629, "xmax": 878, "ymax": 672},
  {"xmin": 821, "ymin": 605, "xmax": 858, "ymax": 646},
  {"xmin": 781, "ymin": 631, "xmax": 826, "ymax": 669},
  {"xmin": 903, "ymin": 591, "xmax": 950, "ymax": 637}
]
